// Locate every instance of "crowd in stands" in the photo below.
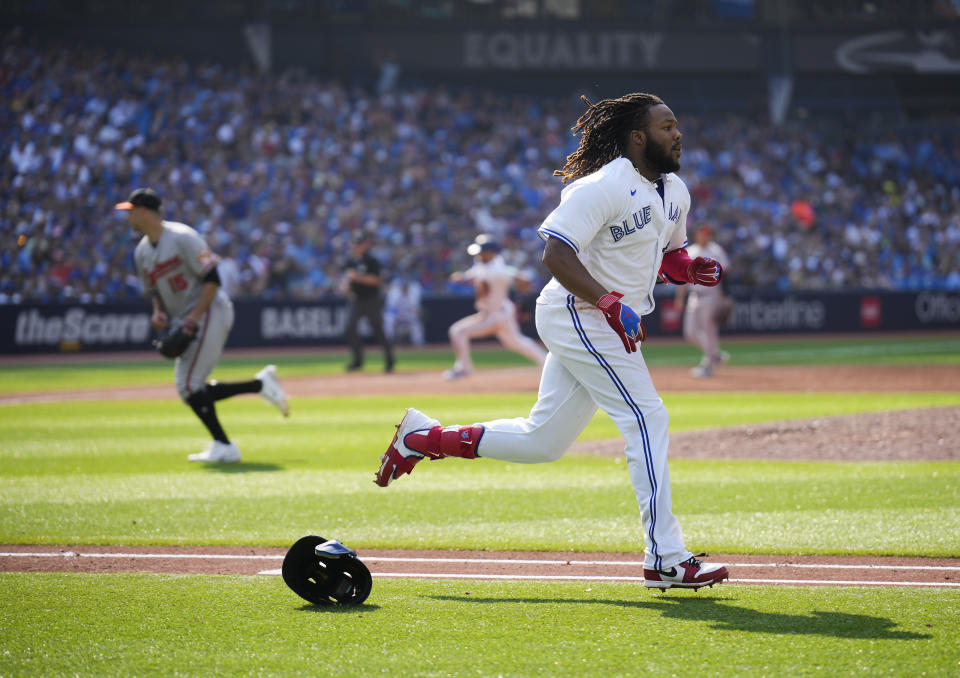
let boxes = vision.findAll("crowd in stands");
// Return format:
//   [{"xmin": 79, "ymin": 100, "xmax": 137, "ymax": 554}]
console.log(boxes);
[{"xmin": 2, "ymin": 33, "xmax": 959, "ymax": 305}]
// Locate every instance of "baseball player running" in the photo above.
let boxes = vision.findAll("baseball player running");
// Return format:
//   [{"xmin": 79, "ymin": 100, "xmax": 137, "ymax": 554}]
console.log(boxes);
[
  {"xmin": 444, "ymin": 236, "xmax": 546, "ymax": 380},
  {"xmin": 117, "ymin": 188, "xmax": 289, "ymax": 463},
  {"xmin": 375, "ymin": 94, "xmax": 728, "ymax": 590},
  {"xmin": 675, "ymin": 225, "xmax": 731, "ymax": 377}
]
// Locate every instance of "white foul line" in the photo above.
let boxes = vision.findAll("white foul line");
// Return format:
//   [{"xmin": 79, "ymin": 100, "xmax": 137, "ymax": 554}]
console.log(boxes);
[
  {"xmin": 3, "ymin": 552, "xmax": 958, "ymax": 572},
  {"xmin": 729, "ymin": 578, "xmax": 960, "ymax": 587},
  {"xmin": 361, "ymin": 556, "xmax": 960, "ymax": 572}
]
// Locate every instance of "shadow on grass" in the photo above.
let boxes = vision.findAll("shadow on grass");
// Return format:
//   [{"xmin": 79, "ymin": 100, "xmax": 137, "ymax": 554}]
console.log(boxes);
[
  {"xmin": 428, "ymin": 594, "xmax": 930, "ymax": 640},
  {"xmin": 295, "ymin": 603, "xmax": 381, "ymax": 614},
  {"xmin": 199, "ymin": 462, "xmax": 284, "ymax": 473}
]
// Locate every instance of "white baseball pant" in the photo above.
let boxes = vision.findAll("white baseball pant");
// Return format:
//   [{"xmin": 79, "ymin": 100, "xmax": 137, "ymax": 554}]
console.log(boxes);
[
  {"xmin": 472, "ymin": 298, "xmax": 693, "ymax": 570},
  {"xmin": 449, "ymin": 303, "xmax": 546, "ymax": 372}
]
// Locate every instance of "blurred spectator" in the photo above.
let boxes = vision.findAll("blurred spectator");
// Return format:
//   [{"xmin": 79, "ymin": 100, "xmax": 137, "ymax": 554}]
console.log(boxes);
[
  {"xmin": 384, "ymin": 276, "xmax": 425, "ymax": 347},
  {"xmin": 1, "ymin": 32, "xmax": 959, "ymax": 308}
]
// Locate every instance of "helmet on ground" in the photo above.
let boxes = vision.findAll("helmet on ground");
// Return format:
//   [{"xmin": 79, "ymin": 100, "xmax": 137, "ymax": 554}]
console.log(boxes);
[{"xmin": 281, "ymin": 536, "xmax": 372, "ymax": 606}]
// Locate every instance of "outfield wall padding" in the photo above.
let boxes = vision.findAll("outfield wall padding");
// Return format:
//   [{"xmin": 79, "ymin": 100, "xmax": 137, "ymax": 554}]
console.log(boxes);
[{"xmin": 0, "ymin": 291, "xmax": 957, "ymax": 354}]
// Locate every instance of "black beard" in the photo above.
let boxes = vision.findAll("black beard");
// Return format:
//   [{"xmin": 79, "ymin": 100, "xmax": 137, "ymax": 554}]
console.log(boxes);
[{"xmin": 644, "ymin": 136, "xmax": 680, "ymax": 174}]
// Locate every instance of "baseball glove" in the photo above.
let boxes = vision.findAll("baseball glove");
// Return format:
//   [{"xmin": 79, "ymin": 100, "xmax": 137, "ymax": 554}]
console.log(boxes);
[
  {"xmin": 153, "ymin": 325, "xmax": 195, "ymax": 358},
  {"xmin": 713, "ymin": 297, "xmax": 734, "ymax": 326}
]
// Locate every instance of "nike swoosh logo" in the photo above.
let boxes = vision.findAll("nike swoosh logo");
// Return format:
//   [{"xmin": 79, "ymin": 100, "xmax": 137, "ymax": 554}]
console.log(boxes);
[
  {"xmin": 658, "ymin": 567, "xmax": 677, "ymax": 577},
  {"xmin": 630, "ymin": 189, "xmax": 637, "ymax": 196}
]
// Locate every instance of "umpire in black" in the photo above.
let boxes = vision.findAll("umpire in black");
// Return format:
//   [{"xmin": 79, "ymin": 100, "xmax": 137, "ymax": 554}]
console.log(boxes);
[{"xmin": 343, "ymin": 231, "xmax": 395, "ymax": 373}]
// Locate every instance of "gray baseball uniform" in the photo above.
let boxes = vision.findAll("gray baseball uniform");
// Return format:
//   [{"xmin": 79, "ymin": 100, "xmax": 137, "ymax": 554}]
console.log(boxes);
[
  {"xmin": 682, "ymin": 240, "xmax": 730, "ymax": 370},
  {"xmin": 134, "ymin": 221, "xmax": 233, "ymax": 398}
]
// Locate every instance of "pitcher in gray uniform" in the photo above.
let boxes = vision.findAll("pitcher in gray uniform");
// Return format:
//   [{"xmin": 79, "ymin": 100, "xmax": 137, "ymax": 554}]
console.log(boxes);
[{"xmin": 116, "ymin": 188, "xmax": 290, "ymax": 463}]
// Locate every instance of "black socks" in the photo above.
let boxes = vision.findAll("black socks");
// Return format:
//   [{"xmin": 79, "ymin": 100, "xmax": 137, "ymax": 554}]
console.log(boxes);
[
  {"xmin": 206, "ymin": 379, "xmax": 262, "ymax": 402},
  {"xmin": 185, "ymin": 390, "xmax": 230, "ymax": 444}
]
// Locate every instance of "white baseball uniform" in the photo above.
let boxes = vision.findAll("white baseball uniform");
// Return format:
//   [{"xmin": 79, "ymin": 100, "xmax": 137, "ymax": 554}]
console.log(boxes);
[
  {"xmin": 134, "ymin": 221, "xmax": 233, "ymax": 399},
  {"xmin": 468, "ymin": 157, "xmax": 694, "ymax": 570},
  {"xmin": 384, "ymin": 279, "xmax": 426, "ymax": 346},
  {"xmin": 447, "ymin": 253, "xmax": 546, "ymax": 374},
  {"xmin": 682, "ymin": 241, "xmax": 730, "ymax": 369}
]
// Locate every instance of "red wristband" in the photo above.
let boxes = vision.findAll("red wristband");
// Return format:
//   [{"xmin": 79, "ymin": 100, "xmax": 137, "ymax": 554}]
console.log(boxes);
[{"xmin": 660, "ymin": 249, "xmax": 695, "ymax": 284}]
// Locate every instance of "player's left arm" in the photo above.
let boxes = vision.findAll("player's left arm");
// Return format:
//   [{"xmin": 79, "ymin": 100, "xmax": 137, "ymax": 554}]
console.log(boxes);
[
  {"xmin": 660, "ymin": 248, "xmax": 722, "ymax": 287},
  {"xmin": 658, "ymin": 186, "xmax": 721, "ymax": 287}
]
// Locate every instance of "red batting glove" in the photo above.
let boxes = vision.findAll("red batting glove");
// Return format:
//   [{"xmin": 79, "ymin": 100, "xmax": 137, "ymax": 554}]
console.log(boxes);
[
  {"xmin": 687, "ymin": 257, "xmax": 723, "ymax": 286},
  {"xmin": 596, "ymin": 291, "xmax": 646, "ymax": 354}
]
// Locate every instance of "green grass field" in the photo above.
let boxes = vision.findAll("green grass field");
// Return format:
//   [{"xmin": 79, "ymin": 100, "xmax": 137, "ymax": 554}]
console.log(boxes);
[
  {"xmin": 3, "ymin": 332, "xmax": 957, "ymax": 393},
  {"xmin": 2, "ymin": 575, "xmax": 956, "ymax": 677},
  {"xmin": 1, "ymin": 334, "xmax": 958, "ymax": 676}
]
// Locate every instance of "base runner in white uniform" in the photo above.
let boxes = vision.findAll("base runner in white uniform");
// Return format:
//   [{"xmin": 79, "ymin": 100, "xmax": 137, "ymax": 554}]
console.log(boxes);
[
  {"xmin": 444, "ymin": 235, "xmax": 547, "ymax": 380},
  {"xmin": 675, "ymin": 225, "xmax": 731, "ymax": 377},
  {"xmin": 374, "ymin": 94, "xmax": 729, "ymax": 590},
  {"xmin": 117, "ymin": 188, "xmax": 290, "ymax": 463}
]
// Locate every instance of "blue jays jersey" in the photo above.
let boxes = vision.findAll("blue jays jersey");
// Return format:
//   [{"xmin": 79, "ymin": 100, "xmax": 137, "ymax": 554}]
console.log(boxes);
[{"xmin": 537, "ymin": 157, "xmax": 690, "ymax": 316}]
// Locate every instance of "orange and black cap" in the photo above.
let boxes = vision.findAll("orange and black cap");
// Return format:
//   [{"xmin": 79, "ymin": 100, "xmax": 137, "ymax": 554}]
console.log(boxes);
[{"xmin": 115, "ymin": 188, "xmax": 161, "ymax": 211}]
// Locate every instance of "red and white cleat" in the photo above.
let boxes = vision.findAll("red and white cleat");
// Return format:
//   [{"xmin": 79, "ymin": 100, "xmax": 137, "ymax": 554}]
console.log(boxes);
[
  {"xmin": 644, "ymin": 554, "xmax": 729, "ymax": 591},
  {"xmin": 374, "ymin": 408, "xmax": 440, "ymax": 487}
]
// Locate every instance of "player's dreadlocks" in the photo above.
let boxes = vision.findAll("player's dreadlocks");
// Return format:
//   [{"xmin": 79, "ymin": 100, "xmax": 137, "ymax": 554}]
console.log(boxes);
[{"xmin": 554, "ymin": 93, "xmax": 665, "ymax": 184}]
